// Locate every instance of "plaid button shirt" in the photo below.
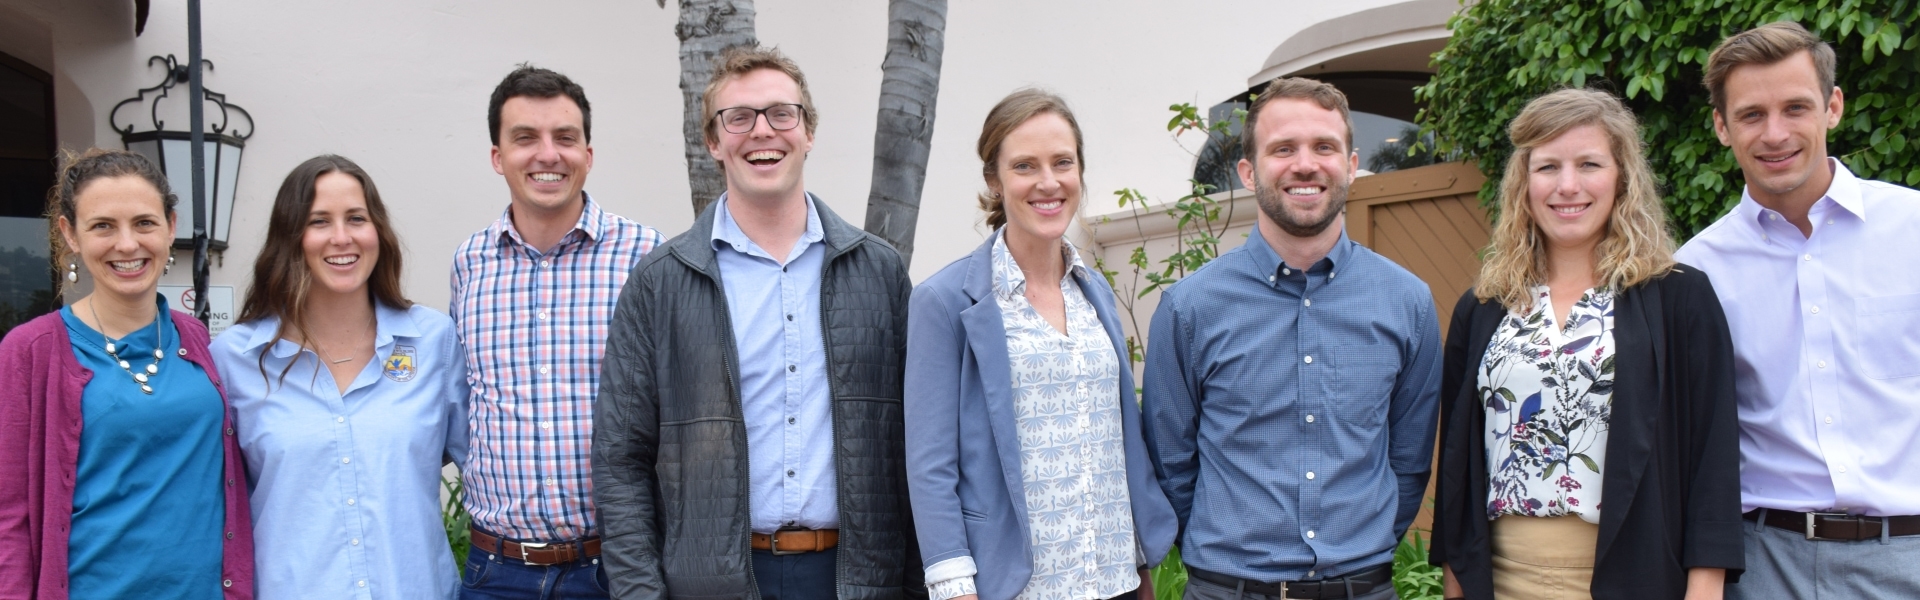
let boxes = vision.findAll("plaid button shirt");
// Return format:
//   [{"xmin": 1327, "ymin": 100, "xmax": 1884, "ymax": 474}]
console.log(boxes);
[{"xmin": 450, "ymin": 193, "xmax": 664, "ymax": 541}]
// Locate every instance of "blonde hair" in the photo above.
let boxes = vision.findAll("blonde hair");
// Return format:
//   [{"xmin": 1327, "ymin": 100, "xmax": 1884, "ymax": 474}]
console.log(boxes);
[{"xmin": 1476, "ymin": 88, "xmax": 1675, "ymax": 312}]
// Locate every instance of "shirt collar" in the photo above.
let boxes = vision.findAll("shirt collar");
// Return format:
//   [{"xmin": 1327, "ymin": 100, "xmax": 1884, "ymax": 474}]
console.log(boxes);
[
  {"xmin": 491, "ymin": 191, "xmax": 606, "ymax": 253},
  {"xmin": 990, "ymin": 228, "xmax": 1092, "ymax": 298},
  {"xmin": 246, "ymin": 301, "xmax": 417, "ymax": 359},
  {"xmin": 1739, "ymin": 157, "xmax": 1868, "ymax": 229},
  {"xmin": 1244, "ymin": 226, "xmax": 1355, "ymax": 282},
  {"xmin": 708, "ymin": 192, "xmax": 826, "ymax": 260}
]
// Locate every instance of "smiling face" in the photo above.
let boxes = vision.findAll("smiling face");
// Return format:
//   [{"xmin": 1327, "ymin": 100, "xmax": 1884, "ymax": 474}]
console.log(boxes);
[
  {"xmin": 1238, "ymin": 98, "xmax": 1358, "ymax": 239},
  {"xmin": 301, "ymin": 172, "xmax": 380, "ymax": 303},
  {"xmin": 990, "ymin": 112, "xmax": 1082, "ymax": 247},
  {"xmin": 1526, "ymin": 124, "xmax": 1619, "ymax": 255},
  {"xmin": 1713, "ymin": 50, "xmax": 1844, "ymax": 211},
  {"xmin": 492, "ymin": 95, "xmax": 593, "ymax": 217},
  {"xmin": 706, "ymin": 68, "xmax": 814, "ymax": 206},
  {"xmin": 58, "ymin": 175, "xmax": 176, "ymax": 306}
]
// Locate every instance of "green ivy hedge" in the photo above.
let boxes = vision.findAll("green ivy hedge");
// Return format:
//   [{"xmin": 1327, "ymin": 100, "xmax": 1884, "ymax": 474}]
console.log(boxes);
[{"xmin": 1416, "ymin": 0, "xmax": 1920, "ymax": 238}]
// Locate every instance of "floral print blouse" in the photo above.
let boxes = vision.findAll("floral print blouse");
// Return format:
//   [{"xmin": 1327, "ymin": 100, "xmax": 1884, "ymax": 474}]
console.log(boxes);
[
  {"xmin": 1481, "ymin": 285, "xmax": 1617, "ymax": 525},
  {"xmin": 927, "ymin": 233, "xmax": 1139, "ymax": 600}
]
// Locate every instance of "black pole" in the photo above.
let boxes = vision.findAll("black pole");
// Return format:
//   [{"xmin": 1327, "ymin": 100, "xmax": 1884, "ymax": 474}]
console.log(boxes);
[{"xmin": 187, "ymin": 0, "xmax": 210, "ymax": 325}]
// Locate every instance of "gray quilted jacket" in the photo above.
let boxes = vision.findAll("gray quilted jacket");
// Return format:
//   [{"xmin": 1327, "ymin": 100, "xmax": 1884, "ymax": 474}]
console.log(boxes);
[{"xmin": 593, "ymin": 197, "xmax": 923, "ymax": 599}]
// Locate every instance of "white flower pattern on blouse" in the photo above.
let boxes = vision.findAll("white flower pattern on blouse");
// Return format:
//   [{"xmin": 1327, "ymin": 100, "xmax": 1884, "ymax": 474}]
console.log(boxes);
[
  {"xmin": 990, "ymin": 233, "xmax": 1139, "ymax": 600},
  {"xmin": 1481, "ymin": 285, "xmax": 1616, "ymax": 525}
]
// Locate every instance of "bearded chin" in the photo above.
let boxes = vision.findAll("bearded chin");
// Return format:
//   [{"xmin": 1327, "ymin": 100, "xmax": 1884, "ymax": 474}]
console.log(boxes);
[{"xmin": 1255, "ymin": 175, "xmax": 1348, "ymax": 238}]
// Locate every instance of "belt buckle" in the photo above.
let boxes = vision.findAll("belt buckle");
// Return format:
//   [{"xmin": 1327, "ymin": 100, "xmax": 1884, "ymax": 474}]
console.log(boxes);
[
  {"xmin": 518, "ymin": 541, "xmax": 556, "ymax": 565},
  {"xmin": 769, "ymin": 527, "xmax": 808, "ymax": 556},
  {"xmin": 1805, "ymin": 511, "xmax": 1852, "ymax": 541}
]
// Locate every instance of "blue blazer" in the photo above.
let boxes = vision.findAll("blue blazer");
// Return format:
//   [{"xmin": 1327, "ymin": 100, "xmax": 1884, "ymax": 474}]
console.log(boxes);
[{"xmin": 904, "ymin": 232, "xmax": 1178, "ymax": 600}]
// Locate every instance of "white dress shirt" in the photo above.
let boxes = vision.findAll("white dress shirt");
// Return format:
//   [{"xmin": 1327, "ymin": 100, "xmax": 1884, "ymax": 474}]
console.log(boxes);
[{"xmin": 1675, "ymin": 159, "xmax": 1920, "ymax": 516}]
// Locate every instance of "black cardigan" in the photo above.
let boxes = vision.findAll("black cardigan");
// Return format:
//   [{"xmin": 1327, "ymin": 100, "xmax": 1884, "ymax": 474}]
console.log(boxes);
[{"xmin": 1430, "ymin": 266, "xmax": 1745, "ymax": 599}]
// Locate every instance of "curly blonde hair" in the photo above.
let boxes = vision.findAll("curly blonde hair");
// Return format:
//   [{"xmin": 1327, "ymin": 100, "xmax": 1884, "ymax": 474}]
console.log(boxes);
[{"xmin": 1476, "ymin": 88, "xmax": 1675, "ymax": 312}]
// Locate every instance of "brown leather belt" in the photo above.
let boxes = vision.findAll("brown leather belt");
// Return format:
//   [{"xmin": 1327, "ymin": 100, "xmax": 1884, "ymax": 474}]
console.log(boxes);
[
  {"xmin": 469, "ymin": 527, "xmax": 601, "ymax": 565},
  {"xmin": 1745, "ymin": 509, "xmax": 1920, "ymax": 541},
  {"xmin": 752, "ymin": 528, "xmax": 839, "ymax": 555}
]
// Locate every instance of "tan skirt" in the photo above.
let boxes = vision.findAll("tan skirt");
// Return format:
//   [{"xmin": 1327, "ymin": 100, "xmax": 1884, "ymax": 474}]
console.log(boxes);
[{"xmin": 1490, "ymin": 514, "xmax": 1599, "ymax": 600}]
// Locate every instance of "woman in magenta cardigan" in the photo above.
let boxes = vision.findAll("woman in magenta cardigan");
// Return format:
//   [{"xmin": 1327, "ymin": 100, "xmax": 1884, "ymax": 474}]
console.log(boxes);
[{"xmin": 0, "ymin": 149, "xmax": 254, "ymax": 599}]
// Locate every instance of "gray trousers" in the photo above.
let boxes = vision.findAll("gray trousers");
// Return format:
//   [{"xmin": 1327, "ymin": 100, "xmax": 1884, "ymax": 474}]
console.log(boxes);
[
  {"xmin": 1183, "ymin": 572, "xmax": 1398, "ymax": 600},
  {"xmin": 1727, "ymin": 510, "xmax": 1920, "ymax": 599}
]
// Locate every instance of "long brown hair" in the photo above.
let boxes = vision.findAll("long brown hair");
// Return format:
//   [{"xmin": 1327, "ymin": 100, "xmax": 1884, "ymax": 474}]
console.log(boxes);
[
  {"xmin": 1476, "ymin": 88, "xmax": 1675, "ymax": 312},
  {"xmin": 238, "ymin": 155, "xmax": 410, "ymax": 382}
]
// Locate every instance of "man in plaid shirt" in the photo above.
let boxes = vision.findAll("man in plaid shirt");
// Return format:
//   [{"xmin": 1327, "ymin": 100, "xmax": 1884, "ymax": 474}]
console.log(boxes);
[{"xmin": 449, "ymin": 64, "xmax": 664, "ymax": 599}]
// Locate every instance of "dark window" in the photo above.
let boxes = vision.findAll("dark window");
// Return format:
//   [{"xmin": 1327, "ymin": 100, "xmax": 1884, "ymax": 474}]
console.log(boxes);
[{"xmin": 0, "ymin": 51, "xmax": 57, "ymax": 338}]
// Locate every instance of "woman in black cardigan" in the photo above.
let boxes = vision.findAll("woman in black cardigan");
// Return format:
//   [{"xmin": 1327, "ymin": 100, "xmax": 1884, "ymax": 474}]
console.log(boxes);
[{"xmin": 1432, "ymin": 88, "xmax": 1744, "ymax": 599}]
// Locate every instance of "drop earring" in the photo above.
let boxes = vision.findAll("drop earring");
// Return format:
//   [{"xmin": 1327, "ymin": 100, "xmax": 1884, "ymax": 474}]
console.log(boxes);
[
  {"xmin": 165, "ymin": 253, "xmax": 174, "ymax": 275},
  {"xmin": 66, "ymin": 261, "xmax": 78, "ymax": 283}
]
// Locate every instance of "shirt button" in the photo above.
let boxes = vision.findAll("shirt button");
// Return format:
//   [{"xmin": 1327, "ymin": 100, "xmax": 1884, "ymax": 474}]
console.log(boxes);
[
  {"xmin": 336, "ymin": 416, "xmax": 345, "ymax": 423},
  {"xmin": 1826, "ymin": 416, "xmax": 1834, "ymax": 424},
  {"xmin": 225, "ymin": 427, "xmax": 234, "ymax": 435},
  {"xmin": 1306, "ymin": 471, "xmax": 1316, "ymax": 480},
  {"xmin": 1303, "ymin": 355, "xmax": 1313, "ymax": 364},
  {"xmin": 1804, "ymin": 254, "xmax": 1813, "ymax": 261},
  {"xmin": 1329, "ymin": 271, "xmax": 1336, "ymax": 279},
  {"xmin": 351, "ymin": 538, "xmax": 360, "ymax": 546},
  {"xmin": 226, "ymin": 531, "xmax": 234, "ymax": 539},
  {"xmin": 358, "ymin": 581, "xmax": 366, "ymax": 588},
  {"xmin": 1811, "ymin": 305, "xmax": 1820, "ymax": 314},
  {"xmin": 538, "ymin": 312, "xmax": 548, "ymax": 320},
  {"xmin": 1818, "ymin": 360, "xmax": 1828, "ymax": 369},
  {"xmin": 342, "ymin": 457, "xmax": 351, "ymax": 464},
  {"xmin": 787, "ymin": 470, "xmax": 796, "ymax": 477},
  {"xmin": 539, "ymin": 366, "xmax": 550, "ymax": 375},
  {"xmin": 1282, "ymin": 268, "xmax": 1292, "ymax": 276},
  {"xmin": 541, "ymin": 422, "xmax": 552, "ymax": 430},
  {"xmin": 1303, "ymin": 299, "xmax": 1312, "ymax": 307},
  {"xmin": 546, "ymin": 478, "xmax": 557, "ymax": 486},
  {"xmin": 1769, "ymin": 213, "xmax": 1778, "ymax": 220},
  {"xmin": 1307, "ymin": 530, "xmax": 1316, "ymax": 539},
  {"xmin": 786, "ymin": 314, "xmax": 794, "ymax": 321},
  {"xmin": 347, "ymin": 498, "xmax": 356, "ymax": 505},
  {"xmin": 788, "ymin": 365, "xmax": 797, "ymax": 372},
  {"xmin": 179, "ymin": 348, "xmax": 189, "ymax": 356},
  {"xmin": 540, "ymin": 260, "xmax": 551, "ymax": 268},
  {"xmin": 223, "ymin": 580, "xmax": 232, "ymax": 588},
  {"xmin": 788, "ymin": 417, "xmax": 796, "ymax": 425},
  {"xmin": 1306, "ymin": 414, "xmax": 1315, "ymax": 423},
  {"xmin": 1838, "ymin": 466, "xmax": 1848, "ymax": 474}
]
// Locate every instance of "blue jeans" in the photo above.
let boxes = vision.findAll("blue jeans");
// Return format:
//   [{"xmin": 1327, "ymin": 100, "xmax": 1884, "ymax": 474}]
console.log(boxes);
[
  {"xmin": 753, "ymin": 548, "xmax": 837, "ymax": 600},
  {"xmin": 1727, "ymin": 510, "xmax": 1920, "ymax": 599},
  {"xmin": 459, "ymin": 528, "xmax": 609, "ymax": 600}
]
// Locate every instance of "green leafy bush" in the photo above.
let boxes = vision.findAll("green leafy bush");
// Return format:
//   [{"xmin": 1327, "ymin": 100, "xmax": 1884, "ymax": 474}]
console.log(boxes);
[{"xmin": 1417, "ymin": 0, "xmax": 1920, "ymax": 238}]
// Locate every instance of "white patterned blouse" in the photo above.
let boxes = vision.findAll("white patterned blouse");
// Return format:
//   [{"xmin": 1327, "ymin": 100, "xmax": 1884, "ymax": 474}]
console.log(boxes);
[
  {"xmin": 928, "ymin": 233, "xmax": 1140, "ymax": 600},
  {"xmin": 1481, "ymin": 285, "xmax": 1617, "ymax": 525}
]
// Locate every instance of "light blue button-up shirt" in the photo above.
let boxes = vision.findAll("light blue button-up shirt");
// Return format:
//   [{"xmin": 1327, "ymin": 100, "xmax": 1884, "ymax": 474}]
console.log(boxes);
[
  {"xmin": 1676, "ymin": 159, "xmax": 1920, "ymax": 516},
  {"xmin": 711, "ymin": 193, "xmax": 838, "ymax": 533},
  {"xmin": 210, "ymin": 302, "xmax": 468, "ymax": 599}
]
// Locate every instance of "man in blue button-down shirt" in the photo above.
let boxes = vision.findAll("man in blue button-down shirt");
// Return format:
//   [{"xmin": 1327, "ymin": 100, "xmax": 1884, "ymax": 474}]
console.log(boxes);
[{"xmin": 1143, "ymin": 77, "xmax": 1442, "ymax": 600}]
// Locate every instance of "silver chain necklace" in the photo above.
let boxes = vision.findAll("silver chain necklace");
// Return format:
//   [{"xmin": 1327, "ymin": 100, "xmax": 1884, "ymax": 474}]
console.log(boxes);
[{"xmin": 88, "ymin": 298, "xmax": 166, "ymax": 395}]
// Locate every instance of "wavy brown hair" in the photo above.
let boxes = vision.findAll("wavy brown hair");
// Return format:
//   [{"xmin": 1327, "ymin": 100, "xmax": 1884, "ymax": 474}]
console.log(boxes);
[
  {"xmin": 237, "ymin": 155, "xmax": 410, "ymax": 383},
  {"xmin": 1476, "ymin": 88, "xmax": 1675, "ymax": 312}
]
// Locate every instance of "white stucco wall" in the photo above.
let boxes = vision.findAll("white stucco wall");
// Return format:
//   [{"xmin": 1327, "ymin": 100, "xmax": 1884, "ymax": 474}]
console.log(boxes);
[{"xmin": 10, "ymin": 0, "xmax": 1410, "ymax": 311}]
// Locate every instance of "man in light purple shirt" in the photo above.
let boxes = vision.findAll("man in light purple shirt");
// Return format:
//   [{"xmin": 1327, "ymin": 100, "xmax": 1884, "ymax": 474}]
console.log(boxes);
[{"xmin": 1677, "ymin": 21, "xmax": 1920, "ymax": 598}]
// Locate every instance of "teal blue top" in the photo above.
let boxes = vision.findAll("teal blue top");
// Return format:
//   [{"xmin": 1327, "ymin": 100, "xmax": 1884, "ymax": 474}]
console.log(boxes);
[{"xmin": 62, "ymin": 296, "xmax": 224, "ymax": 600}]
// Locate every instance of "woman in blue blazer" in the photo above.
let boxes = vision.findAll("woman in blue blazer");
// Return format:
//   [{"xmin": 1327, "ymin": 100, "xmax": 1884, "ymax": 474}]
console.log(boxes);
[{"xmin": 905, "ymin": 88, "xmax": 1177, "ymax": 600}]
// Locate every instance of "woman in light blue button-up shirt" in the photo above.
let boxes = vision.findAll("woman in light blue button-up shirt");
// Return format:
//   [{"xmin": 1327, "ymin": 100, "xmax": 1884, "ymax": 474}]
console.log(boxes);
[{"xmin": 211, "ymin": 155, "xmax": 467, "ymax": 599}]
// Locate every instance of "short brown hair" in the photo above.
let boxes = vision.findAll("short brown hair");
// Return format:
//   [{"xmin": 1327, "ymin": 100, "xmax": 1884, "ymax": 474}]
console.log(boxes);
[
  {"xmin": 47, "ymin": 148, "xmax": 177, "ymax": 293},
  {"xmin": 1704, "ymin": 21, "xmax": 1836, "ymax": 113},
  {"xmin": 1241, "ymin": 77, "xmax": 1354, "ymax": 159},
  {"xmin": 975, "ymin": 89, "xmax": 1085, "ymax": 230},
  {"xmin": 702, "ymin": 45, "xmax": 818, "ymax": 146}
]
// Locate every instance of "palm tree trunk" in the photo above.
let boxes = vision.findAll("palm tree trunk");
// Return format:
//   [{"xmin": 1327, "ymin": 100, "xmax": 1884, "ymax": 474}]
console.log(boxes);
[
  {"xmin": 862, "ymin": 0, "xmax": 947, "ymax": 267},
  {"xmin": 671, "ymin": 0, "xmax": 756, "ymax": 216}
]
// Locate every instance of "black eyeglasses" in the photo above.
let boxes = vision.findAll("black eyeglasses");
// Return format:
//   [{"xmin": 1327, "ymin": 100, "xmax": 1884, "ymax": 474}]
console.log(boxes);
[{"xmin": 713, "ymin": 104, "xmax": 806, "ymax": 134}]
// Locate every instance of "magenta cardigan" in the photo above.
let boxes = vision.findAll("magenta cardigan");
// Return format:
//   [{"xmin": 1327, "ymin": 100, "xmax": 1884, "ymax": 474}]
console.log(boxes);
[{"xmin": 0, "ymin": 309, "xmax": 255, "ymax": 599}]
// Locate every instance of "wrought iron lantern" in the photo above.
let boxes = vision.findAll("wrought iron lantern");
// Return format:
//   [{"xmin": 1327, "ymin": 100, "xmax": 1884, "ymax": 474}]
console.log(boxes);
[{"xmin": 109, "ymin": 54, "xmax": 253, "ymax": 251}]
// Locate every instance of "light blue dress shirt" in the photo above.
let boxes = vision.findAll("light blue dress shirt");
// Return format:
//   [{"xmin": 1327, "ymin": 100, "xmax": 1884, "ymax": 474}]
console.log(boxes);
[
  {"xmin": 210, "ymin": 302, "xmax": 468, "ymax": 599},
  {"xmin": 711, "ymin": 193, "xmax": 838, "ymax": 533},
  {"xmin": 1675, "ymin": 159, "xmax": 1920, "ymax": 516},
  {"xmin": 1142, "ymin": 229, "xmax": 1441, "ymax": 581}
]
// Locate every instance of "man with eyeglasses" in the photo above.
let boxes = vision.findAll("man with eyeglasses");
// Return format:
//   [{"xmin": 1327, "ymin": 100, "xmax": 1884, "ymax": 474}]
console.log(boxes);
[{"xmin": 593, "ymin": 45, "xmax": 923, "ymax": 598}]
